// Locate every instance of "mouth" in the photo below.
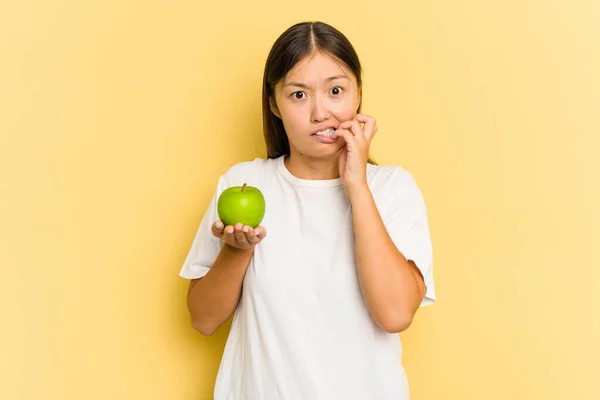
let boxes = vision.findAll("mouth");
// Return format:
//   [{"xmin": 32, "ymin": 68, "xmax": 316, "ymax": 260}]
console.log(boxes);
[
  {"xmin": 311, "ymin": 127, "xmax": 339, "ymax": 143},
  {"xmin": 311, "ymin": 127, "xmax": 337, "ymax": 139}
]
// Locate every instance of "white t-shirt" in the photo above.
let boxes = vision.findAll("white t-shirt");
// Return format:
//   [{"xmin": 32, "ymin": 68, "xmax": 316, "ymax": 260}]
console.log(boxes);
[{"xmin": 180, "ymin": 155, "xmax": 436, "ymax": 400}]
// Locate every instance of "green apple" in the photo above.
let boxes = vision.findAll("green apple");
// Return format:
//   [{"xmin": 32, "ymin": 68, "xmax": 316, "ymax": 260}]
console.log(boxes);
[{"xmin": 217, "ymin": 183, "xmax": 266, "ymax": 228}]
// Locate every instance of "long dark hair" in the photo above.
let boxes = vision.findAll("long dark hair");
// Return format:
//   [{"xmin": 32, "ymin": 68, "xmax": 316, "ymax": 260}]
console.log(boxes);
[{"xmin": 261, "ymin": 21, "xmax": 377, "ymax": 165}]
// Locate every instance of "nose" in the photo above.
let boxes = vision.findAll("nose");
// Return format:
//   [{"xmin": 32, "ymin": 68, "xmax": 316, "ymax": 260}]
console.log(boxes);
[{"xmin": 310, "ymin": 94, "xmax": 329, "ymax": 122}]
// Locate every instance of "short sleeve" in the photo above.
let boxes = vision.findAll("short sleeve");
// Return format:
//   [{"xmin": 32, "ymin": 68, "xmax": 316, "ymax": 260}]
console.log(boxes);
[
  {"xmin": 179, "ymin": 176, "xmax": 226, "ymax": 280},
  {"xmin": 383, "ymin": 171, "xmax": 436, "ymax": 307}
]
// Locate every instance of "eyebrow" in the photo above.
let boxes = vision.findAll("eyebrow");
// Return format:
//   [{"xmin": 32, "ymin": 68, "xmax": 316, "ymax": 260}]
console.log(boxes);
[{"xmin": 284, "ymin": 74, "xmax": 349, "ymax": 89}]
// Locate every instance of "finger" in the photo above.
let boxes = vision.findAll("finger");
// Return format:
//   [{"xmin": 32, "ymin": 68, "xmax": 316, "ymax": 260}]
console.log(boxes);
[
  {"xmin": 254, "ymin": 226, "xmax": 268, "ymax": 241},
  {"xmin": 242, "ymin": 225, "xmax": 254, "ymax": 239},
  {"xmin": 244, "ymin": 226, "xmax": 261, "ymax": 245},
  {"xmin": 334, "ymin": 128, "xmax": 357, "ymax": 150},
  {"xmin": 211, "ymin": 220, "xmax": 225, "ymax": 238},
  {"xmin": 355, "ymin": 114, "xmax": 377, "ymax": 142},
  {"xmin": 222, "ymin": 225, "xmax": 236, "ymax": 244},
  {"xmin": 337, "ymin": 120, "xmax": 358, "ymax": 136},
  {"xmin": 338, "ymin": 119, "xmax": 365, "ymax": 142},
  {"xmin": 234, "ymin": 223, "xmax": 249, "ymax": 246}
]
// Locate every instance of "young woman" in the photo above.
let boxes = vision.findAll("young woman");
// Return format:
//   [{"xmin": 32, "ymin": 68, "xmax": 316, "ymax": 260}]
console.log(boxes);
[{"xmin": 180, "ymin": 21, "xmax": 436, "ymax": 400}]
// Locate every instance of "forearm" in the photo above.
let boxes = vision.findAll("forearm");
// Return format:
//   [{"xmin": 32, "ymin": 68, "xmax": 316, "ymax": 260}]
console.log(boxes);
[
  {"xmin": 186, "ymin": 243, "xmax": 254, "ymax": 335},
  {"xmin": 349, "ymin": 184, "xmax": 424, "ymax": 333}
]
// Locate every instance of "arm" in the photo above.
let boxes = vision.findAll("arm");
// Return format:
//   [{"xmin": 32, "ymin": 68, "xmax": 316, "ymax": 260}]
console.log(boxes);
[
  {"xmin": 186, "ymin": 222, "xmax": 266, "ymax": 336},
  {"xmin": 334, "ymin": 114, "xmax": 428, "ymax": 334},
  {"xmin": 349, "ymin": 184, "xmax": 426, "ymax": 333},
  {"xmin": 186, "ymin": 243, "xmax": 254, "ymax": 336}
]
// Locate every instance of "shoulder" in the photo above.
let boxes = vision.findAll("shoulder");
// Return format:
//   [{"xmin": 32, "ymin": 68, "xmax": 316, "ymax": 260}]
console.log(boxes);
[
  {"xmin": 366, "ymin": 162, "xmax": 428, "ymax": 217},
  {"xmin": 219, "ymin": 157, "xmax": 278, "ymax": 187},
  {"xmin": 367, "ymin": 162, "xmax": 421, "ymax": 195}
]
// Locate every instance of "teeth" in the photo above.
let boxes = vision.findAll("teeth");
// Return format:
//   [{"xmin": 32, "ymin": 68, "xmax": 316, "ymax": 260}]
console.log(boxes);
[{"xmin": 315, "ymin": 128, "xmax": 335, "ymax": 137}]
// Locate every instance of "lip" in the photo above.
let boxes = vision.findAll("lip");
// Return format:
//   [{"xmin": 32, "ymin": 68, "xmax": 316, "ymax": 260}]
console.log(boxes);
[
  {"xmin": 312, "ymin": 134, "xmax": 339, "ymax": 143},
  {"xmin": 311, "ymin": 125, "xmax": 336, "ymax": 135}
]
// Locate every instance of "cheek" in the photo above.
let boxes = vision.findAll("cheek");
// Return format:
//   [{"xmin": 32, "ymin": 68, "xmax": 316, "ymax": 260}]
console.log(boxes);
[
  {"xmin": 333, "ymin": 108, "xmax": 357, "ymax": 124},
  {"xmin": 281, "ymin": 112, "xmax": 304, "ymax": 135},
  {"xmin": 332, "ymin": 96, "xmax": 360, "ymax": 122}
]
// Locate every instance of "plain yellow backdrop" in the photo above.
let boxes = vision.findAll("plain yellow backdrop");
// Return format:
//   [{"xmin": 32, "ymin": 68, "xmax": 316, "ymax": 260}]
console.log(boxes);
[{"xmin": 1, "ymin": 0, "xmax": 599, "ymax": 399}]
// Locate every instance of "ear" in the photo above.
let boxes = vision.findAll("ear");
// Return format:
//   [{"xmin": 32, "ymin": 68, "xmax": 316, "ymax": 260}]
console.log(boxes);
[{"xmin": 269, "ymin": 96, "xmax": 282, "ymax": 119}]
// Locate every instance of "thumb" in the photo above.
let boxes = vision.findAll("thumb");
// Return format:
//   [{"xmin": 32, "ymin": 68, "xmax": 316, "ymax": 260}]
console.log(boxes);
[{"xmin": 211, "ymin": 220, "xmax": 224, "ymax": 237}]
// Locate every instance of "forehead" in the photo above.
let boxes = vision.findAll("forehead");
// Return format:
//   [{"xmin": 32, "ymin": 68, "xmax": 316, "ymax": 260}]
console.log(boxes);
[{"xmin": 283, "ymin": 52, "xmax": 356, "ymax": 84}]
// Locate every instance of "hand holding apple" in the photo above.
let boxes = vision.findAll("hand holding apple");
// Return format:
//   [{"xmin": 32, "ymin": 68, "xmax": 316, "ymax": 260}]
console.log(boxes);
[
  {"xmin": 212, "ymin": 183, "xmax": 267, "ymax": 250},
  {"xmin": 217, "ymin": 183, "xmax": 266, "ymax": 228},
  {"xmin": 211, "ymin": 221, "xmax": 267, "ymax": 250}
]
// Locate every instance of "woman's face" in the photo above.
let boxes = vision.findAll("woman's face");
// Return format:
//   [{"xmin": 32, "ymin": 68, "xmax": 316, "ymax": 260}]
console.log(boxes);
[{"xmin": 270, "ymin": 52, "xmax": 361, "ymax": 160}]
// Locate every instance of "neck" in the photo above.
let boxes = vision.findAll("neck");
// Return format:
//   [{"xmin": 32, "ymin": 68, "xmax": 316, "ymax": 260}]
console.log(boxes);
[{"xmin": 284, "ymin": 153, "xmax": 340, "ymax": 180}]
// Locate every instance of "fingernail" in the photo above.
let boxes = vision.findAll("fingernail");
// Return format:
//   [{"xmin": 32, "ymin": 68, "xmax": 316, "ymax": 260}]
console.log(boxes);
[
  {"xmin": 242, "ymin": 227, "xmax": 248, "ymax": 232},
  {"xmin": 215, "ymin": 222, "xmax": 223, "ymax": 229}
]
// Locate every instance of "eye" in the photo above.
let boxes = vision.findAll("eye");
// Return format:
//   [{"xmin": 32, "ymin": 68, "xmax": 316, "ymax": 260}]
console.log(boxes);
[
  {"xmin": 330, "ymin": 86, "xmax": 343, "ymax": 95},
  {"xmin": 292, "ymin": 91, "xmax": 306, "ymax": 99}
]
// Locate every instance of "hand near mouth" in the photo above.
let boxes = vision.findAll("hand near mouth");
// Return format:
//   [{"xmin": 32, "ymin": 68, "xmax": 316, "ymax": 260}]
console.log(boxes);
[{"xmin": 333, "ymin": 114, "xmax": 378, "ymax": 193}]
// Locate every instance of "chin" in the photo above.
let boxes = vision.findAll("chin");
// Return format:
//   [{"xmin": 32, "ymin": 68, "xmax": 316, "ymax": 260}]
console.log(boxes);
[
  {"xmin": 292, "ymin": 140, "xmax": 343, "ymax": 160},
  {"xmin": 309, "ymin": 149, "xmax": 343, "ymax": 161}
]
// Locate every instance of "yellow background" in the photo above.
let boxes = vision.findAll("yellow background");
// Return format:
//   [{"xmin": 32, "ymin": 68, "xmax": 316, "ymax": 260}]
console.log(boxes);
[{"xmin": 1, "ymin": 0, "xmax": 599, "ymax": 399}]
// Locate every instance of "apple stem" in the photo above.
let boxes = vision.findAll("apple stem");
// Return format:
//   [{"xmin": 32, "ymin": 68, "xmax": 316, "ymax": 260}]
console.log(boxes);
[{"xmin": 241, "ymin": 183, "xmax": 247, "ymax": 192}]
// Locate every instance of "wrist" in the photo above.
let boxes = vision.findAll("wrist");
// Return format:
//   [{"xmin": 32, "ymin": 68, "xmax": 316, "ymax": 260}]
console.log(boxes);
[
  {"xmin": 347, "ymin": 181, "xmax": 371, "ymax": 201},
  {"xmin": 223, "ymin": 243, "xmax": 255, "ymax": 255}
]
